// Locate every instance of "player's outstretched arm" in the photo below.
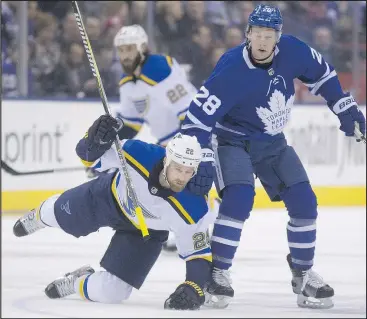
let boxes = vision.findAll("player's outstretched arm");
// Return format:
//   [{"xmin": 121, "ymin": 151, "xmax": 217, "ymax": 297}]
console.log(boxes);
[
  {"xmin": 76, "ymin": 115, "xmax": 123, "ymax": 163},
  {"xmin": 294, "ymin": 37, "xmax": 366, "ymax": 141}
]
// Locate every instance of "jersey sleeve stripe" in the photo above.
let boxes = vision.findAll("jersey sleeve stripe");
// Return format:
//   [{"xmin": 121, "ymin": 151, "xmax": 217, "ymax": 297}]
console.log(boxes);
[
  {"xmin": 167, "ymin": 196, "xmax": 195, "ymax": 224},
  {"xmin": 123, "ymin": 151, "xmax": 150, "ymax": 180},
  {"xmin": 181, "ymin": 111, "xmax": 213, "ymax": 132},
  {"xmin": 157, "ymin": 129, "xmax": 180, "ymax": 145}
]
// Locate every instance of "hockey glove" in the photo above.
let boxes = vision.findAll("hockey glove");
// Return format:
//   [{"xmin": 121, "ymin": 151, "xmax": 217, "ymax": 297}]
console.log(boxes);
[
  {"xmin": 331, "ymin": 94, "xmax": 366, "ymax": 141},
  {"xmin": 164, "ymin": 281, "xmax": 205, "ymax": 310},
  {"xmin": 187, "ymin": 148, "xmax": 215, "ymax": 196}
]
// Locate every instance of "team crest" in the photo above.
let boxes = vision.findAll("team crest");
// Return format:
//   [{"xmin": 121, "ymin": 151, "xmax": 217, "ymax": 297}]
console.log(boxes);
[
  {"xmin": 256, "ymin": 89, "xmax": 294, "ymax": 136},
  {"xmin": 132, "ymin": 96, "xmax": 150, "ymax": 115}
]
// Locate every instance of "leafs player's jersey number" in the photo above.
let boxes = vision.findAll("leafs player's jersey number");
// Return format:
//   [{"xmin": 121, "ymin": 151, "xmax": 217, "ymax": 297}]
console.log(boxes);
[{"xmin": 193, "ymin": 86, "xmax": 221, "ymax": 115}]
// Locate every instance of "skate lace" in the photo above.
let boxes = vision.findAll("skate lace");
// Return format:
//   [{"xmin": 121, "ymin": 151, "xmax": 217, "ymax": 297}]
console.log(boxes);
[
  {"xmin": 56, "ymin": 275, "xmax": 76, "ymax": 297},
  {"xmin": 212, "ymin": 267, "xmax": 232, "ymax": 287},
  {"xmin": 302, "ymin": 269, "xmax": 325, "ymax": 290}
]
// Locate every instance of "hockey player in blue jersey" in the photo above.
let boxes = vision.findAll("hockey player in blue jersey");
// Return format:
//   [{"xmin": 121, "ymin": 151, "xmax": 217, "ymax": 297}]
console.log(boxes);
[
  {"xmin": 180, "ymin": 4, "xmax": 366, "ymax": 309},
  {"xmin": 13, "ymin": 115, "xmax": 216, "ymax": 310}
]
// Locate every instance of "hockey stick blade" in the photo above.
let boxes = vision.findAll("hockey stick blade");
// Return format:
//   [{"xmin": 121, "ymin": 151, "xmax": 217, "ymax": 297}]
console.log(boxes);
[{"xmin": 1, "ymin": 160, "xmax": 85, "ymax": 176}]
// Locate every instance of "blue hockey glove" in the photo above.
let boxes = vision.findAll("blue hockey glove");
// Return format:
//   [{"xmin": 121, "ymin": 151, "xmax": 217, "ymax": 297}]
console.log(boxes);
[
  {"xmin": 164, "ymin": 281, "xmax": 205, "ymax": 310},
  {"xmin": 187, "ymin": 148, "xmax": 215, "ymax": 196},
  {"xmin": 331, "ymin": 94, "xmax": 366, "ymax": 141}
]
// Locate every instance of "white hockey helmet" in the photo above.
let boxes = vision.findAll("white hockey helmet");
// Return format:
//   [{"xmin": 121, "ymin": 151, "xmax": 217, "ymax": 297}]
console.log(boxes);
[
  {"xmin": 165, "ymin": 133, "xmax": 202, "ymax": 173},
  {"xmin": 113, "ymin": 24, "xmax": 148, "ymax": 53}
]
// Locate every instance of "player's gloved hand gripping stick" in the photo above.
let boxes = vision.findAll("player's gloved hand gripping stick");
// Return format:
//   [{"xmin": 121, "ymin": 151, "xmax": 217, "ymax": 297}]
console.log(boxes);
[{"xmin": 71, "ymin": 1, "xmax": 150, "ymax": 240}]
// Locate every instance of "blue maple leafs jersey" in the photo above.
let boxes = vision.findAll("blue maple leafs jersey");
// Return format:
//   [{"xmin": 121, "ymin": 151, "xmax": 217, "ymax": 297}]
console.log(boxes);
[{"xmin": 180, "ymin": 35, "xmax": 345, "ymax": 146}]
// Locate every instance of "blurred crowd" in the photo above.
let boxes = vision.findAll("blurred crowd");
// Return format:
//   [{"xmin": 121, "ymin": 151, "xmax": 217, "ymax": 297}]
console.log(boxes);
[{"xmin": 2, "ymin": 1, "xmax": 366, "ymax": 102}]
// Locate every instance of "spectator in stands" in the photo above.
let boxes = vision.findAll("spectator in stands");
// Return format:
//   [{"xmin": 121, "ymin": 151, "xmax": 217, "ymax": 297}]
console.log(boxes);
[
  {"xmin": 130, "ymin": 1, "xmax": 148, "ymax": 29},
  {"xmin": 32, "ymin": 13, "xmax": 62, "ymax": 96},
  {"xmin": 51, "ymin": 42, "xmax": 89, "ymax": 98},
  {"xmin": 224, "ymin": 25, "xmax": 244, "ymax": 49},
  {"xmin": 311, "ymin": 26, "xmax": 334, "ymax": 65},
  {"xmin": 85, "ymin": 16, "xmax": 104, "ymax": 55},
  {"xmin": 59, "ymin": 12, "xmax": 82, "ymax": 52},
  {"xmin": 2, "ymin": 42, "xmax": 34, "ymax": 97},
  {"xmin": 37, "ymin": 1, "xmax": 71, "ymax": 21},
  {"xmin": 210, "ymin": 46, "xmax": 226, "ymax": 69},
  {"xmin": 205, "ymin": 1, "xmax": 229, "ymax": 40},
  {"xmin": 227, "ymin": 1, "xmax": 254, "ymax": 32},
  {"xmin": 184, "ymin": 24, "xmax": 214, "ymax": 89},
  {"xmin": 155, "ymin": 1, "xmax": 187, "ymax": 60},
  {"xmin": 1, "ymin": 1, "xmax": 18, "ymax": 60},
  {"xmin": 181, "ymin": 1, "xmax": 208, "ymax": 35}
]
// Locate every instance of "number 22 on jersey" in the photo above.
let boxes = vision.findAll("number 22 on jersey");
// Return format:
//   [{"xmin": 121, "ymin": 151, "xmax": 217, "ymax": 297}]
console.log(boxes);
[{"xmin": 192, "ymin": 86, "xmax": 222, "ymax": 115}]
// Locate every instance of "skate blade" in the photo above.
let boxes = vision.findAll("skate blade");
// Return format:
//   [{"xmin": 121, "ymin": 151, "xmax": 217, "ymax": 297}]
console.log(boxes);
[
  {"xmin": 204, "ymin": 292, "xmax": 231, "ymax": 309},
  {"xmin": 297, "ymin": 294, "xmax": 334, "ymax": 309}
]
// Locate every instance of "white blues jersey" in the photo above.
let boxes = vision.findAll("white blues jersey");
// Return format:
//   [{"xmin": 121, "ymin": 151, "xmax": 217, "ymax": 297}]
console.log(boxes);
[
  {"xmin": 181, "ymin": 35, "xmax": 346, "ymax": 146},
  {"xmin": 112, "ymin": 54, "xmax": 198, "ymax": 146},
  {"xmin": 81, "ymin": 139, "xmax": 216, "ymax": 262}
]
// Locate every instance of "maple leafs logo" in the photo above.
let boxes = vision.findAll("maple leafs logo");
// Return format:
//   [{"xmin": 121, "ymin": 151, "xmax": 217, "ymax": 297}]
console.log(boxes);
[{"xmin": 256, "ymin": 90, "xmax": 295, "ymax": 136}]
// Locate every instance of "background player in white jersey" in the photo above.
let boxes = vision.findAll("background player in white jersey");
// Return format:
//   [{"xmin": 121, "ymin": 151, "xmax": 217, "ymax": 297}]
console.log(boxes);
[
  {"xmin": 111, "ymin": 24, "xmax": 197, "ymax": 146},
  {"xmin": 180, "ymin": 4, "xmax": 366, "ymax": 310},
  {"xmin": 13, "ymin": 115, "xmax": 215, "ymax": 310}
]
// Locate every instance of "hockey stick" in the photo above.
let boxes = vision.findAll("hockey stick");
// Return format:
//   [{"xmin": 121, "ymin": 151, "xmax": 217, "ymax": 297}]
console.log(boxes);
[
  {"xmin": 71, "ymin": 1, "xmax": 150, "ymax": 240},
  {"xmin": 1, "ymin": 160, "xmax": 86, "ymax": 176},
  {"xmin": 354, "ymin": 122, "xmax": 366, "ymax": 144}
]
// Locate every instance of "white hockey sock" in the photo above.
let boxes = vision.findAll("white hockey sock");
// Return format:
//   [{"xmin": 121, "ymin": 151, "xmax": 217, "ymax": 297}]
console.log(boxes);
[
  {"xmin": 39, "ymin": 195, "xmax": 61, "ymax": 228},
  {"xmin": 74, "ymin": 271, "xmax": 133, "ymax": 304}
]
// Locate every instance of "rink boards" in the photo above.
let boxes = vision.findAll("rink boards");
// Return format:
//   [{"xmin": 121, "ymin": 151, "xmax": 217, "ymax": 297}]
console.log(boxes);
[{"xmin": 1, "ymin": 100, "xmax": 366, "ymax": 212}]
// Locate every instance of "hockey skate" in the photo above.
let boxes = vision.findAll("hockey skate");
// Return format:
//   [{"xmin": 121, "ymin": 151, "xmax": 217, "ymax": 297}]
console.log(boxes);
[
  {"xmin": 203, "ymin": 267, "xmax": 234, "ymax": 309},
  {"xmin": 287, "ymin": 254, "xmax": 334, "ymax": 309},
  {"xmin": 13, "ymin": 208, "xmax": 46, "ymax": 237},
  {"xmin": 45, "ymin": 265, "xmax": 95, "ymax": 299}
]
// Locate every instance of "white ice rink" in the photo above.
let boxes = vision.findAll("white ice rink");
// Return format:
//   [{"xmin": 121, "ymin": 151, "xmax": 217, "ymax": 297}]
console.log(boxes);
[{"xmin": 2, "ymin": 207, "xmax": 366, "ymax": 318}]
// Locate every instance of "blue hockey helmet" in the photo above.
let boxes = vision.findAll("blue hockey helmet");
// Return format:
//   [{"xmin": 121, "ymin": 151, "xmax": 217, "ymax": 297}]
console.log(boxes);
[{"xmin": 247, "ymin": 4, "xmax": 283, "ymax": 33}]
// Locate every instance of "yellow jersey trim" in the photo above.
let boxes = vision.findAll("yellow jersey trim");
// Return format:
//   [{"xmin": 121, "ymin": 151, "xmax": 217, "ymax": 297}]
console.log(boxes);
[
  {"xmin": 166, "ymin": 55, "xmax": 173, "ymax": 67},
  {"xmin": 186, "ymin": 255, "xmax": 213, "ymax": 262},
  {"xmin": 123, "ymin": 122, "xmax": 143, "ymax": 132},
  {"xmin": 167, "ymin": 196, "xmax": 195, "ymax": 225},
  {"xmin": 139, "ymin": 74, "xmax": 157, "ymax": 86},
  {"xmin": 119, "ymin": 76, "xmax": 134, "ymax": 86}
]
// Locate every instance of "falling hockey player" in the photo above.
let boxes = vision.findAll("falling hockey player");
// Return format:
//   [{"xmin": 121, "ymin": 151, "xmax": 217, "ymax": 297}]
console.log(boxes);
[
  {"xmin": 86, "ymin": 24, "xmax": 198, "ymax": 252},
  {"xmin": 13, "ymin": 115, "xmax": 216, "ymax": 310},
  {"xmin": 179, "ymin": 4, "xmax": 366, "ymax": 310}
]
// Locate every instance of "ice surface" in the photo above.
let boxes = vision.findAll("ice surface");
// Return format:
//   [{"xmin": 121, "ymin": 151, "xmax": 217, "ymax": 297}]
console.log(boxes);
[{"xmin": 2, "ymin": 207, "xmax": 366, "ymax": 318}]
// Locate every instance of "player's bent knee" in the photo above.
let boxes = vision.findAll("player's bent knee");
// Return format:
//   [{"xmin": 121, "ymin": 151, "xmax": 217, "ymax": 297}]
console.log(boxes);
[
  {"xmin": 220, "ymin": 184, "xmax": 255, "ymax": 221},
  {"xmin": 87, "ymin": 271, "xmax": 133, "ymax": 304},
  {"xmin": 281, "ymin": 182, "xmax": 318, "ymax": 220}
]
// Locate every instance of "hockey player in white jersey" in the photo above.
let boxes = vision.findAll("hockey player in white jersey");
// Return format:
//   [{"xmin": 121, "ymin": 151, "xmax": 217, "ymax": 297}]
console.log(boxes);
[
  {"xmin": 179, "ymin": 4, "xmax": 366, "ymax": 310},
  {"xmin": 13, "ymin": 115, "xmax": 216, "ymax": 310},
  {"xmin": 111, "ymin": 24, "xmax": 197, "ymax": 146}
]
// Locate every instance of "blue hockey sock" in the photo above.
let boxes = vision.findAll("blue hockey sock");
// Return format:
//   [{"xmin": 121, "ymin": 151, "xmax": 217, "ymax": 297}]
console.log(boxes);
[
  {"xmin": 281, "ymin": 182, "xmax": 318, "ymax": 270},
  {"xmin": 211, "ymin": 184, "xmax": 255, "ymax": 270}
]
